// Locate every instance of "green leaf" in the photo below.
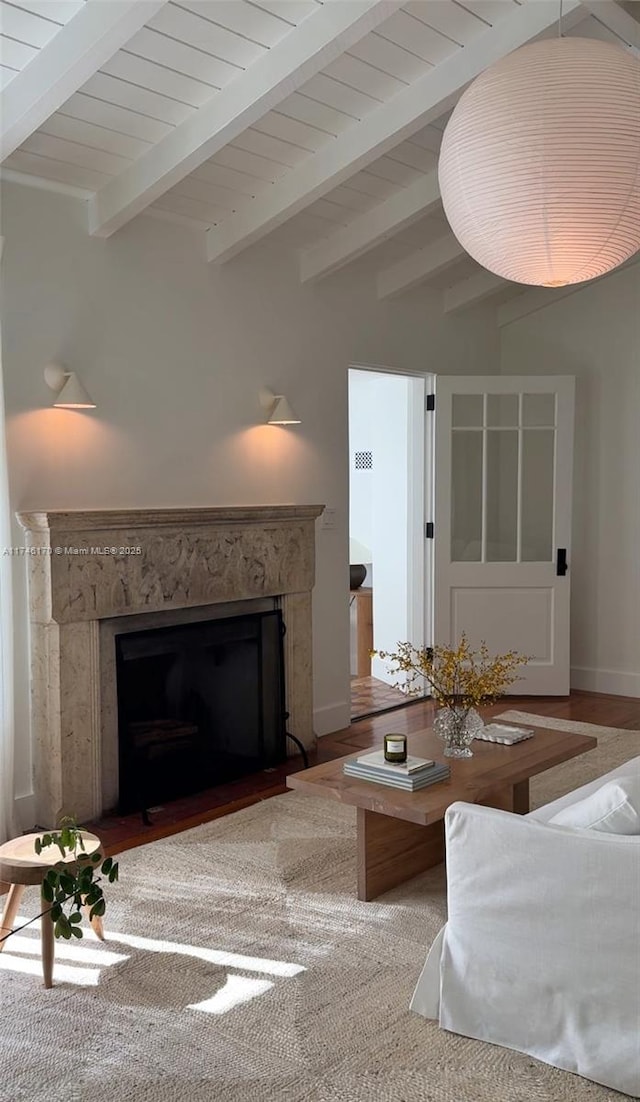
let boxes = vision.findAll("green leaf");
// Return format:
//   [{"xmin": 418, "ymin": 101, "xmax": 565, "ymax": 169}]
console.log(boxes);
[
  {"xmin": 50, "ymin": 903, "xmax": 62, "ymax": 922},
  {"xmin": 101, "ymin": 857, "xmax": 113, "ymax": 875},
  {"xmin": 42, "ymin": 880, "xmax": 54, "ymax": 903},
  {"xmin": 34, "ymin": 838, "xmax": 42, "ymax": 855},
  {"xmin": 70, "ymin": 926, "xmax": 83, "ymax": 939},
  {"xmin": 91, "ymin": 853, "xmax": 101, "ymax": 863},
  {"xmin": 55, "ymin": 914, "xmax": 72, "ymax": 940},
  {"xmin": 69, "ymin": 911, "xmax": 82, "ymax": 923},
  {"xmin": 108, "ymin": 867, "xmax": 118, "ymax": 883},
  {"xmin": 89, "ymin": 899, "xmax": 106, "ymax": 919}
]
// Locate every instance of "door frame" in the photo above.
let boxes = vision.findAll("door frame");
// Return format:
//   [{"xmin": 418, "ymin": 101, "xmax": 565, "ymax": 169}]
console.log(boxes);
[{"xmin": 348, "ymin": 363, "xmax": 435, "ymax": 676}]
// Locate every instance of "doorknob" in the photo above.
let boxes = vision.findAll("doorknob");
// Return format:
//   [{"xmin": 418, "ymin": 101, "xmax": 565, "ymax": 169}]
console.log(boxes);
[{"xmin": 556, "ymin": 548, "xmax": 568, "ymax": 576}]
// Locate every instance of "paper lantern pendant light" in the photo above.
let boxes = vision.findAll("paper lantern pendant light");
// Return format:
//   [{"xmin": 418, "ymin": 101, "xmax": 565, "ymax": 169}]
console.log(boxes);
[{"xmin": 438, "ymin": 38, "xmax": 640, "ymax": 287}]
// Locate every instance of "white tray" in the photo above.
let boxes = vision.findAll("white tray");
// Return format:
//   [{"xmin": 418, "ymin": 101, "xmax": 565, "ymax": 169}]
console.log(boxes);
[{"xmin": 475, "ymin": 723, "xmax": 534, "ymax": 745}]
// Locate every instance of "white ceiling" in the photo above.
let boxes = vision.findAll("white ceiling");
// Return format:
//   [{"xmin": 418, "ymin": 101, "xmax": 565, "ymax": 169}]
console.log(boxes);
[{"xmin": 1, "ymin": 0, "xmax": 638, "ymax": 310}]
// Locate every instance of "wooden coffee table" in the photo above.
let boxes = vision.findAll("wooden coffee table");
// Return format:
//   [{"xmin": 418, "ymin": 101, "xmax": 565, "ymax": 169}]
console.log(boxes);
[{"xmin": 287, "ymin": 725, "xmax": 596, "ymax": 901}]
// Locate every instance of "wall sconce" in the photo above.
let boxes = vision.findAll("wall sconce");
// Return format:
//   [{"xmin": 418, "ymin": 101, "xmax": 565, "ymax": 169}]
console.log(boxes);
[
  {"xmin": 258, "ymin": 387, "xmax": 300, "ymax": 426},
  {"xmin": 44, "ymin": 364, "xmax": 96, "ymax": 409}
]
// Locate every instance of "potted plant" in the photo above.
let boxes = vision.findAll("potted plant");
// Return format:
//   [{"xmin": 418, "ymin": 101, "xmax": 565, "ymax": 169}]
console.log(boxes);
[{"xmin": 0, "ymin": 818, "xmax": 118, "ymax": 947}]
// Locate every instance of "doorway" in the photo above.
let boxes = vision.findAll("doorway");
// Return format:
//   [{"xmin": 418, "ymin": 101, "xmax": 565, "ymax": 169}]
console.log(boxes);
[{"xmin": 348, "ymin": 366, "xmax": 432, "ymax": 720}]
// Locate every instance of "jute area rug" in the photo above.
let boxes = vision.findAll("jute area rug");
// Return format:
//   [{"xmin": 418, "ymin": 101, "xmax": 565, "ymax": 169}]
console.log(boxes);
[{"xmin": 0, "ymin": 715, "xmax": 637, "ymax": 1102}]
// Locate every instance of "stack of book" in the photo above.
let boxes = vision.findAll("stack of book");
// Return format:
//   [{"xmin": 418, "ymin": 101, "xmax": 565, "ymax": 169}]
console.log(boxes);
[{"xmin": 343, "ymin": 750, "xmax": 450, "ymax": 791}]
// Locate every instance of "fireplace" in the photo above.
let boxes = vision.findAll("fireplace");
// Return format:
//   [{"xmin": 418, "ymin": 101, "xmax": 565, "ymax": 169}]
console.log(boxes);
[
  {"xmin": 17, "ymin": 506, "xmax": 323, "ymax": 824},
  {"xmin": 115, "ymin": 609, "xmax": 286, "ymax": 813}
]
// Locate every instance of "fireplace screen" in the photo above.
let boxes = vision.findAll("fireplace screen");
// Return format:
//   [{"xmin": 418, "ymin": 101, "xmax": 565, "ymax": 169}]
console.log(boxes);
[{"xmin": 115, "ymin": 609, "xmax": 286, "ymax": 813}]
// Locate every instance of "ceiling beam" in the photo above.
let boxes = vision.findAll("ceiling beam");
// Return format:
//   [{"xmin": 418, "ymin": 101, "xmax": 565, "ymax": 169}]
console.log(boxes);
[
  {"xmin": 443, "ymin": 269, "xmax": 512, "ymax": 314},
  {"xmin": 378, "ymin": 236, "xmax": 465, "ymax": 299},
  {"xmin": 580, "ymin": 1, "xmax": 640, "ymax": 56},
  {"xmin": 497, "ymin": 253, "xmax": 640, "ymax": 327},
  {"xmin": 206, "ymin": 0, "xmax": 583, "ymax": 263},
  {"xmin": 0, "ymin": 0, "xmax": 167, "ymax": 163},
  {"xmin": 299, "ymin": 171, "xmax": 441, "ymax": 283},
  {"xmin": 89, "ymin": 0, "xmax": 403, "ymax": 238}
]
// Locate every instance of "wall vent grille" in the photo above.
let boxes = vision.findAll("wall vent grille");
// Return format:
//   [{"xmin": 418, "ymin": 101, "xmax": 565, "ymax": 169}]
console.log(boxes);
[{"xmin": 354, "ymin": 451, "xmax": 373, "ymax": 470}]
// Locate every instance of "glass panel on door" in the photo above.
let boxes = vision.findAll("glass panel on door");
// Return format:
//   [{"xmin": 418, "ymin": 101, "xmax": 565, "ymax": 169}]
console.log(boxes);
[
  {"xmin": 451, "ymin": 431, "xmax": 482, "ymax": 561},
  {"xmin": 452, "ymin": 394, "xmax": 483, "ymax": 427},
  {"xmin": 486, "ymin": 393, "xmax": 518, "ymax": 427},
  {"xmin": 450, "ymin": 391, "xmax": 556, "ymax": 564},
  {"xmin": 521, "ymin": 429, "xmax": 555, "ymax": 561},
  {"xmin": 486, "ymin": 429, "xmax": 518, "ymax": 561}
]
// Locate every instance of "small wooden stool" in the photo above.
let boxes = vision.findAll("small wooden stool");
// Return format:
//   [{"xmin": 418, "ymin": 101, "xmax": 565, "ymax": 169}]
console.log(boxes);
[{"xmin": 0, "ymin": 831, "xmax": 104, "ymax": 988}]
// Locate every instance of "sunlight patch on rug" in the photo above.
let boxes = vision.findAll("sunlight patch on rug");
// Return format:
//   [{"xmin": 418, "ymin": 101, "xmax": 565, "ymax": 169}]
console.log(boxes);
[{"xmin": 189, "ymin": 974, "xmax": 275, "ymax": 1016}]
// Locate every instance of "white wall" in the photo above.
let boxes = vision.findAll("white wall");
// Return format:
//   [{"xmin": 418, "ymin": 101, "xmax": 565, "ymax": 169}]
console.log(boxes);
[
  {"xmin": 1, "ymin": 181, "xmax": 500, "ymax": 819},
  {"xmin": 500, "ymin": 261, "xmax": 640, "ymax": 697}
]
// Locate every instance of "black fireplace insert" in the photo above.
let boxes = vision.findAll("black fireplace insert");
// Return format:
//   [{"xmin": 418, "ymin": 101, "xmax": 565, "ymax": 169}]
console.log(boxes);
[{"xmin": 115, "ymin": 609, "xmax": 286, "ymax": 814}]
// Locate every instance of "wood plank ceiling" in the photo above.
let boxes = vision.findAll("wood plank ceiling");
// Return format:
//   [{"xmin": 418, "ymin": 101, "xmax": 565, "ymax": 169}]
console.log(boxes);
[{"xmin": 1, "ymin": 0, "xmax": 637, "ymax": 310}]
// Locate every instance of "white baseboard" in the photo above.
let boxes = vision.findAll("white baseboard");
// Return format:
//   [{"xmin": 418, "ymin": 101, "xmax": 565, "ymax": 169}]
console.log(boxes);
[
  {"xmin": 14, "ymin": 792, "xmax": 37, "ymax": 831},
  {"xmin": 314, "ymin": 701, "xmax": 350, "ymax": 737},
  {"xmin": 570, "ymin": 666, "xmax": 640, "ymax": 698}
]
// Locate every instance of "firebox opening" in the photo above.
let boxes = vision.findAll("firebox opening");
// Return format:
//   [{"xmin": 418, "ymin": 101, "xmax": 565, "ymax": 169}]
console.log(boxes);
[{"xmin": 115, "ymin": 609, "xmax": 286, "ymax": 814}]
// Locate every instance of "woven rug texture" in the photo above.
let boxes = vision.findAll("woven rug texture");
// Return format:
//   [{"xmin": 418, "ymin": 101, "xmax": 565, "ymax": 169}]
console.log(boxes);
[{"xmin": 0, "ymin": 714, "xmax": 637, "ymax": 1102}]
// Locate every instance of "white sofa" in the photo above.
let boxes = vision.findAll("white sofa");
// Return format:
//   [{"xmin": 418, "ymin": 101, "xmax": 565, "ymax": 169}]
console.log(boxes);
[{"xmin": 411, "ymin": 756, "xmax": 640, "ymax": 1097}]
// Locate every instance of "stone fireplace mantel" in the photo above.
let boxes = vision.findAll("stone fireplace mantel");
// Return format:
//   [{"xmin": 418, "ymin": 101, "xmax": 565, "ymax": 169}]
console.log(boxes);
[{"xmin": 17, "ymin": 505, "xmax": 324, "ymax": 824}]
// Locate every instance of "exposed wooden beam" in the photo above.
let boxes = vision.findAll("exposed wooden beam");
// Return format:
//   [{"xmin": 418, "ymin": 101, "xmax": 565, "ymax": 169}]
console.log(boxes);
[
  {"xmin": 0, "ymin": 0, "xmax": 167, "ymax": 162},
  {"xmin": 443, "ymin": 269, "xmax": 512, "ymax": 314},
  {"xmin": 497, "ymin": 253, "xmax": 640, "ymax": 326},
  {"xmin": 206, "ymin": 0, "xmax": 583, "ymax": 263},
  {"xmin": 299, "ymin": 171, "xmax": 441, "ymax": 283},
  {"xmin": 89, "ymin": 0, "xmax": 403, "ymax": 238},
  {"xmin": 378, "ymin": 236, "xmax": 465, "ymax": 299},
  {"xmin": 580, "ymin": 1, "xmax": 640, "ymax": 56},
  {"xmin": 0, "ymin": 165, "xmax": 93, "ymax": 200}
]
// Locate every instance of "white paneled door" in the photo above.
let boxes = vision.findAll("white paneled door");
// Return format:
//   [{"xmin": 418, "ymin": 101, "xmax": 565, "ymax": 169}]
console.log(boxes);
[{"xmin": 433, "ymin": 376, "xmax": 575, "ymax": 694}]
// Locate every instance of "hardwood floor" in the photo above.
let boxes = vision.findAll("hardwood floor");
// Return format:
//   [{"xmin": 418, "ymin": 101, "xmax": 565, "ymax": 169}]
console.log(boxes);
[
  {"xmin": 89, "ymin": 690, "xmax": 640, "ymax": 857},
  {"xmin": 350, "ymin": 674, "xmax": 414, "ymax": 720}
]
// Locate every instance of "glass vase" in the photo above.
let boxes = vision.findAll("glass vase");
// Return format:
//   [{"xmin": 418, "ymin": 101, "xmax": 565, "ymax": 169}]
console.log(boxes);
[{"xmin": 433, "ymin": 706, "xmax": 484, "ymax": 758}]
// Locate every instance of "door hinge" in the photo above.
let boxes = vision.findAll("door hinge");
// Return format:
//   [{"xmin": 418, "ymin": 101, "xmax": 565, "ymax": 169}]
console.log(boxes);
[
  {"xmin": 425, "ymin": 394, "xmax": 435, "ymax": 411},
  {"xmin": 425, "ymin": 522, "xmax": 434, "ymax": 539}
]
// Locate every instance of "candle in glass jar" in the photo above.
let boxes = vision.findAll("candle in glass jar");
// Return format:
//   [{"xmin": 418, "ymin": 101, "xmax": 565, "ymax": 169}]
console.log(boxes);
[{"xmin": 384, "ymin": 733, "xmax": 407, "ymax": 763}]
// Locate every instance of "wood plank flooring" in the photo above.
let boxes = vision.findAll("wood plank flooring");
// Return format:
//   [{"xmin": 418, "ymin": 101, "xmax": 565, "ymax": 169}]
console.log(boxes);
[{"xmin": 89, "ymin": 690, "xmax": 640, "ymax": 856}]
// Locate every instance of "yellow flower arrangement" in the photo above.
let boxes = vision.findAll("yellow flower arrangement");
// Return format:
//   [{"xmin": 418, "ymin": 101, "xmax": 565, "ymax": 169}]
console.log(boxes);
[{"xmin": 373, "ymin": 633, "xmax": 528, "ymax": 710}]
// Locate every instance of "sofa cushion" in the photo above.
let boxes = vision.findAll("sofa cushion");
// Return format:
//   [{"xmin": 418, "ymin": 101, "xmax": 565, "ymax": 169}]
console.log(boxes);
[
  {"xmin": 548, "ymin": 773, "xmax": 640, "ymax": 834},
  {"xmin": 527, "ymin": 754, "xmax": 640, "ymax": 823}
]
